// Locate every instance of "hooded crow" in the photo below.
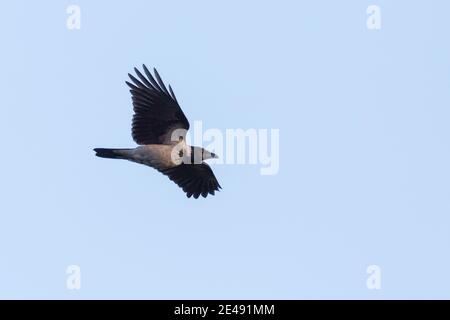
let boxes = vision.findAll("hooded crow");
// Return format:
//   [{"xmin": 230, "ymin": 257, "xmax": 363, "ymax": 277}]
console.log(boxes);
[{"xmin": 94, "ymin": 65, "xmax": 221, "ymax": 198}]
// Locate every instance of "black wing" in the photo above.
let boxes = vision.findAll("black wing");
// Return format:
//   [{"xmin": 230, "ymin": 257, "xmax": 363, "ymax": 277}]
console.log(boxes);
[
  {"xmin": 160, "ymin": 163, "xmax": 221, "ymax": 199},
  {"xmin": 126, "ymin": 65, "xmax": 190, "ymax": 145}
]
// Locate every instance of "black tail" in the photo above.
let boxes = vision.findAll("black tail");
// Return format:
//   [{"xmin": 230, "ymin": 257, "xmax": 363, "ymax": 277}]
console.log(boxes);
[{"xmin": 94, "ymin": 148, "xmax": 131, "ymax": 160}]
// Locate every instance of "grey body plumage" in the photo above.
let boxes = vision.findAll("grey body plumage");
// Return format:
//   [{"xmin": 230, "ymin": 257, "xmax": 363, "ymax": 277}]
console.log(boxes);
[{"xmin": 94, "ymin": 65, "xmax": 221, "ymax": 198}]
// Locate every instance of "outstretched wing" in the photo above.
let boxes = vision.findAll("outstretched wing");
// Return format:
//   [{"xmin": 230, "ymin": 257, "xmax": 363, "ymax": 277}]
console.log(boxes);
[
  {"xmin": 126, "ymin": 65, "xmax": 190, "ymax": 145},
  {"xmin": 160, "ymin": 163, "xmax": 221, "ymax": 198}
]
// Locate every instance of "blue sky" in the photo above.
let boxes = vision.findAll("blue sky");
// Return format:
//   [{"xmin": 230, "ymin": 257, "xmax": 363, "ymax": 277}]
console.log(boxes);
[{"xmin": 0, "ymin": 1, "xmax": 450, "ymax": 299}]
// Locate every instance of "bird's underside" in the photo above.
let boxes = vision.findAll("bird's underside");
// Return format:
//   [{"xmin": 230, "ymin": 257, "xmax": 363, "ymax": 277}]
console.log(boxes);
[{"xmin": 94, "ymin": 65, "xmax": 221, "ymax": 199}]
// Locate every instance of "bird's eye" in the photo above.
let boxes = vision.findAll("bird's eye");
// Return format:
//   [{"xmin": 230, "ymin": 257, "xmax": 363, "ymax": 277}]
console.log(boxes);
[
  {"xmin": 179, "ymin": 150, "xmax": 183, "ymax": 157},
  {"xmin": 211, "ymin": 153, "xmax": 216, "ymax": 158}
]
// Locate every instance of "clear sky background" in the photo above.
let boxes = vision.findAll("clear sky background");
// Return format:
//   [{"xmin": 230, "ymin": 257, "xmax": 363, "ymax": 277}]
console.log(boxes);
[{"xmin": 1, "ymin": 1, "xmax": 450, "ymax": 299}]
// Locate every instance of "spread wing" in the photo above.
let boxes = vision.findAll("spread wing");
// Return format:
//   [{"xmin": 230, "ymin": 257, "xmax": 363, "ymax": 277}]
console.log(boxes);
[
  {"xmin": 160, "ymin": 163, "xmax": 221, "ymax": 198},
  {"xmin": 125, "ymin": 65, "xmax": 190, "ymax": 145}
]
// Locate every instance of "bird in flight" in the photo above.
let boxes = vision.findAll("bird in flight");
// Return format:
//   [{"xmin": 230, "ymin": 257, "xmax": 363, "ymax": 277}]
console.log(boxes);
[{"xmin": 94, "ymin": 65, "xmax": 221, "ymax": 198}]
